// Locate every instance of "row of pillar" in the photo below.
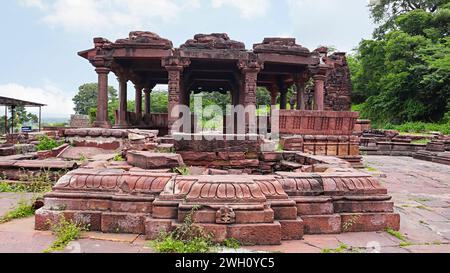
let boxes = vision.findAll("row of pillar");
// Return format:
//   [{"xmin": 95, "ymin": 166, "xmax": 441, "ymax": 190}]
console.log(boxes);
[
  {"xmin": 269, "ymin": 74, "xmax": 326, "ymax": 111},
  {"xmin": 93, "ymin": 63, "xmax": 327, "ymax": 130},
  {"xmin": 94, "ymin": 67, "xmax": 153, "ymax": 128}
]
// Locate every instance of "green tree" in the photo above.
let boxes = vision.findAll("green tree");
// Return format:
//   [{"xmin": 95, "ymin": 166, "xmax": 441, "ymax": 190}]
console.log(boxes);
[
  {"xmin": 73, "ymin": 83, "xmax": 118, "ymax": 115},
  {"xmin": 369, "ymin": 0, "xmax": 448, "ymax": 37},
  {"xmin": 351, "ymin": 3, "xmax": 449, "ymax": 125}
]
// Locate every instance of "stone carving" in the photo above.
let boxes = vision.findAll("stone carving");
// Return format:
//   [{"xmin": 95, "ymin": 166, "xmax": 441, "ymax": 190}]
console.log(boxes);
[
  {"xmin": 115, "ymin": 31, "xmax": 173, "ymax": 48},
  {"xmin": 253, "ymin": 38, "xmax": 310, "ymax": 56},
  {"xmin": 216, "ymin": 206, "xmax": 236, "ymax": 224},
  {"xmin": 181, "ymin": 33, "xmax": 245, "ymax": 50}
]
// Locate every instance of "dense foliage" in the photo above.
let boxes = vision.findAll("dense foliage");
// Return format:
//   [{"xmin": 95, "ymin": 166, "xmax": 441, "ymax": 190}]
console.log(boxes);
[
  {"xmin": 73, "ymin": 83, "xmax": 118, "ymax": 115},
  {"xmin": 350, "ymin": 2, "xmax": 449, "ymax": 127}
]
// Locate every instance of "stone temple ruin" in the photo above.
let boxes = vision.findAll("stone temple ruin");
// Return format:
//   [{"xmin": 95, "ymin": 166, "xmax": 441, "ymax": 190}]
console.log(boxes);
[{"xmin": 0, "ymin": 31, "xmax": 404, "ymax": 245}]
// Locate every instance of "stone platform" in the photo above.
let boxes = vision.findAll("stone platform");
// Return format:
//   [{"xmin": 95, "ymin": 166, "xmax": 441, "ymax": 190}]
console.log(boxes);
[{"xmin": 35, "ymin": 163, "xmax": 399, "ymax": 245}]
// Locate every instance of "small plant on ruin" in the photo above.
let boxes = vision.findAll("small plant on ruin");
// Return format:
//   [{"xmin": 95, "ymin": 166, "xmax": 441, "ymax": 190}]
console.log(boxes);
[
  {"xmin": 113, "ymin": 154, "xmax": 125, "ymax": 162},
  {"xmin": 149, "ymin": 206, "xmax": 216, "ymax": 253},
  {"xmin": 43, "ymin": 216, "xmax": 86, "ymax": 253},
  {"xmin": 79, "ymin": 154, "xmax": 87, "ymax": 162},
  {"xmin": 36, "ymin": 135, "xmax": 64, "ymax": 151},
  {"xmin": 321, "ymin": 243, "xmax": 363, "ymax": 253},
  {"xmin": 0, "ymin": 182, "xmax": 27, "ymax": 193},
  {"xmin": 0, "ymin": 198, "xmax": 36, "ymax": 224},
  {"xmin": 18, "ymin": 168, "xmax": 56, "ymax": 194},
  {"xmin": 342, "ymin": 214, "xmax": 361, "ymax": 232},
  {"xmin": 173, "ymin": 166, "xmax": 191, "ymax": 176},
  {"xmin": 385, "ymin": 228, "xmax": 411, "ymax": 247},
  {"xmin": 222, "ymin": 238, "xmax": 241, "ymax": 249}
]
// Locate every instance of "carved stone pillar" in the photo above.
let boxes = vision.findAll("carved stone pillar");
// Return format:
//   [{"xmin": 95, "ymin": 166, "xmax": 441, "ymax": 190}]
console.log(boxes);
[
  {"xmin": 163, "ymin": 56, "xmax": 191, "ymax": 134},
  {"xmin": 313, "ymin": 75, "xmax": 326, "ymax": 111},
  {"xmin": 166, "ymin": 66, "xmax": 183, "ymax": 132},
  {"xmin": 135, "ymin": 84, "xmax": 143, "ymax": 122},
  {"xmin": 270, "ymin": 83, "xmax": 278, "ymax": 106},
  {"xmin": 94, "ymin": 67, "xmax": 111, "ymax": 128},
  {"xmin": 279, "ymin": 81, "xmax": 288, "ymax": 110},
  {"xmin": 117, "ymin": 76, "xmax": 128, "ymax": 127},
  {"xmin": 295, "ymin": 73, "xmax": 308, "ymax": 110},
  {"xmin": 144, "ymin": 88, "xmax": 152, "ymax": 115}
]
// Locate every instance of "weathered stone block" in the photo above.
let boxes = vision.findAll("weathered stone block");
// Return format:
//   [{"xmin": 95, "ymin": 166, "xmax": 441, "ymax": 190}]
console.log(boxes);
[
  {"xmin": 302, "ymin": 214, "xmax": 341, "ymax": 234},
  {"xmin": 227, "ymin": 222, "xmax": 282, "ymax": 245}
]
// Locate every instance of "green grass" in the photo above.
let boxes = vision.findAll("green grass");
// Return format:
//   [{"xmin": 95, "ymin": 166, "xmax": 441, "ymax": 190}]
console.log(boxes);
[
  {"xmin": 0, "ymin": 198, "xmax": 36, "ymax": 224},
  {"xmin": 321, "ymin": 243, "xmax": 363, "ymax": 253},
  {"xmin": 385, "ymin": 228, "xmax": 411, "ymax": 247},
  {"xmin": 416, "ymin": 205, "xmax": 433, "ymax": 211},
  {"xmin": 173, "ymin": 166, "xmax": 191, "ymax": 176},
  {"xmin": 0, "ymin": 182, "xmax": 26, "ymax": 193},
  {"xmin": 377, "ymin": 122, "xmax": 450, "ymax": 135},
  {"xmin": 36, "ymin": 135, "xmax": 64, "ymax": 151},
  {"xmin": 113, "ymin": 154, "xmax": 125, "ymax": 162},
  {"xmin": 43, "ymin": 216, "xmax": 86, "ymax": 253},
  {"xmin": 411, "ymin": 139, "xmax": 432, "ymax": 144}
]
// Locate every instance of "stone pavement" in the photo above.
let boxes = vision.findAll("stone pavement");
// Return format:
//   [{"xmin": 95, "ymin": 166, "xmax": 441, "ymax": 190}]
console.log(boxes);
[{"xmin": 0, "ymin": 155, "xmax": 449, "ymax": 253}]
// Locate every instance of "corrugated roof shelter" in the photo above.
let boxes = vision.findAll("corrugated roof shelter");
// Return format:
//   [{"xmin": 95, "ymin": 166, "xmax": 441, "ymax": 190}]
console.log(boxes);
[{"xmin": 0, "ymin": 96, "xmax": 46, "ymax": 134}]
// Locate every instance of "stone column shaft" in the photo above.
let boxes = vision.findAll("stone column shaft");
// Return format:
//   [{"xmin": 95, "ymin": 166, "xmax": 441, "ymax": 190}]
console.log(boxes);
[
  {"xmin": 313, "ymin": 75, "xmax": 326, "ymax": 111},
  {"xmin": 117, "ymin": 78, "xmax": 128, "ymax": 126},
  {"xmin": 144, "ymin": 88, "xmax": 152, "ymax": 115},
  {"xmin": 135, "ymin": 85, "xmax": 143, "ymax": 122},
  {"xmin": 94, "ymin": 67, "xmax": 111, "ymax": 128},
  {"xmin": 167, "ymin": 67, "xmax": 183, "ymax": 133}
]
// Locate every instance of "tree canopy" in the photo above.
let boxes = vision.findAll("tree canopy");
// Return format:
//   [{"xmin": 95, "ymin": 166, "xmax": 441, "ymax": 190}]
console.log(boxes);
[
  {"xmin": 350, "ymin": 2, "xmax": 449, "ymax": 125},
  {"xmin": 73, "ymin": 83, "xmax": 118, "ymax": 115}
]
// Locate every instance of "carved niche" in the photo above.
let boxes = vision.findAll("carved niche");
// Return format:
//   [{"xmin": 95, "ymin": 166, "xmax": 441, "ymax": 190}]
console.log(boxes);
[{"xmin": 215, "ymin": 206, "xmax": 236, "ymax": 224}]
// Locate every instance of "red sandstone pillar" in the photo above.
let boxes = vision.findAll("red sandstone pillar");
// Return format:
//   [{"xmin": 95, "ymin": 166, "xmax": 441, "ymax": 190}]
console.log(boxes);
[
  {"xmin": 313, "ymin": 75, "xmax": 326, "ymax": 111},
  {"xmin": 117, "ymin": 77, "xmax": 128, "ymax": 127},
  {"xmin": 135, "ymin": 85, "xmax": 143, "ymax": 123},
  {"xmin": 295, "ymin": 74, "xmax": 307, "ymax": 110},
  {"xmin": 94, "ymin": 67, "xmax": 111, "ymax": 128},
  {"xmin": 166, "ymin": 66, "xmax": 183, "ymax": 133},
  {"xmin": 279, "ymin": 89, "xmax": 287, "ymax": 110},
  {"xmin": 144, "ymin": 88, "xmax": 152, "ymax": 115}
]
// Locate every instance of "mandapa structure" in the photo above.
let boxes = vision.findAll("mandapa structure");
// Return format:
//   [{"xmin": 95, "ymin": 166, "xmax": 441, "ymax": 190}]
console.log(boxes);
[
  {"xmin": 32, "ymin": 31, "xmax": 399, "ymax": 246},
  {"xmin": 78, "ymin": 32, "xmax": 353, "ymax": 131}
]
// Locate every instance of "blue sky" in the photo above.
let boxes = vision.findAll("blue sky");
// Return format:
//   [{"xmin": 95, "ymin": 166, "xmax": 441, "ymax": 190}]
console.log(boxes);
[{"xmin": 0, "ymin": 0, "xmax": 376, "ymax": 119}]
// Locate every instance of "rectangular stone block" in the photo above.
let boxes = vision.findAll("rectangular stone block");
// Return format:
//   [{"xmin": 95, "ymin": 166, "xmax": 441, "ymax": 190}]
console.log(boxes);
[
  {"xmin": 227, "ymin": 222, "xmax": 282, "ymax": 245},
  {"xmin": 111, "ymin": 201, "xmax": 153, "ymax": 213},
  {"xmin": 271, "ymin": 206, "xmax": 298, "ymax": 220},
  {"xmin": 296, "ymin": 202, "xmax": 334, "ymax": 216},
  {"xmin": 302, "ymin": 214, "xmax": 341, "ymax": 234},
  {"xmin": 280, "ymin": 219, "xmax": 304, "ymax": 240},
  {"xmin": 235, "ymin": 209, "xmax": 274, "ymax": 224},
  {"xmin": 333, "ymin": 201, "xmax": 394, "ymax": 213},
  {"xmin": 101, "ymin": 212, "xmax": 145, "ymax": 234},
  {"xmin": 144, "ymin": 218, "xmax": 173, "ymax": 240},
  {"xmin": 340, "ymin": 213, "xmax": 400, "ymax": 232}
]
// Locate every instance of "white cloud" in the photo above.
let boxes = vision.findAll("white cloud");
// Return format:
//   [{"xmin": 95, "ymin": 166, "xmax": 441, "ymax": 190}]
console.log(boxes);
[
  {"xmin": 211, "ymin": 0, "xmax": 270, "ymax": 19},
  {"xmin": 0, "ymin": 83, "xmax": 74, "ymax": 118},
  {"xmin": 19, "ymin": 0, "xmax": 202, "ymax": 32}
]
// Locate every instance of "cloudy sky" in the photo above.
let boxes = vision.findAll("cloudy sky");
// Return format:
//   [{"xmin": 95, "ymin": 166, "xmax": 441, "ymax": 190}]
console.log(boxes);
[{"xmin": 0, "ymin": 0, "xmax": 376, "ymax": 119}]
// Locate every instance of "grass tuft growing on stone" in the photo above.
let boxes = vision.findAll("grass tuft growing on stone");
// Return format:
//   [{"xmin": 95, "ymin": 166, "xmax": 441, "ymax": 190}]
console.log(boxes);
[
  {"xmin": 385, "ymin": 228, "xmax": 411, "ymax": 247},
  {"xmin": 43, "ymin": 216, "xmax": 86, "ymax": 253},
  {"xmin": 321, "ymin": 243, "xmax": 363, "ymax": 253},
  {"xmin": 0, "ymin": 198, "xmax": 36, "ymax": 224}
]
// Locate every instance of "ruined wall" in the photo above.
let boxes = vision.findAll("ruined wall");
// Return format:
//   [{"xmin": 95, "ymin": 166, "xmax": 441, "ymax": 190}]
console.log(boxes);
[{"xmin": 324, "ymin": 52, "xmax": 352, "ymax": 111}]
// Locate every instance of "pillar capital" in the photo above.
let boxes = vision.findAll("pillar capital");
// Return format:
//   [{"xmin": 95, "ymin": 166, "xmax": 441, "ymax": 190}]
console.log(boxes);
[
  {"xmin": 95, "ymin": 67, "xmax": 111, "ymax": 74},
  {"xmin": 162, "ymin": 56, "xmax": 191, "ymax": 72},
  {"xmin": 312, "ymin": 74, "xmax": 327, "ymax": 81}
]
